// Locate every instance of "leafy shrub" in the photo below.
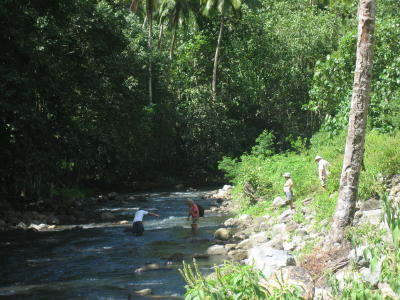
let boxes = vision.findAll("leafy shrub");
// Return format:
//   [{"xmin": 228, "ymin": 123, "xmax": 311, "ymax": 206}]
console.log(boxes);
[{"xmin": 180, "ymin": 260, "xmax": 304, "ymax": 300}]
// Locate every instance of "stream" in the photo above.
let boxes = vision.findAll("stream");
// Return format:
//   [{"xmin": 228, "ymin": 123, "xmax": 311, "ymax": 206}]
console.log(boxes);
[{"xmin": 0, "ymin": 190, "xmax": 229, "ymax": 299}]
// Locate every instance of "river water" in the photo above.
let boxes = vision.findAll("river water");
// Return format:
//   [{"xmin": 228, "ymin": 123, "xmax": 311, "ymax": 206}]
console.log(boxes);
[{"xmin": 0, "ymin": 190, "xmax": 230, "ymax": 299}]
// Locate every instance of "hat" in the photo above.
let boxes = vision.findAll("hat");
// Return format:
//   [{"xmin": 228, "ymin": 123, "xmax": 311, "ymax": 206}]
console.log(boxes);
[
  {"xmin": 315, "ymin": 156, "xmax": 322, "ymax": 161},
  {"xmin": 283, "ymin": 172, "xmax": 291, "ymax": 178}
]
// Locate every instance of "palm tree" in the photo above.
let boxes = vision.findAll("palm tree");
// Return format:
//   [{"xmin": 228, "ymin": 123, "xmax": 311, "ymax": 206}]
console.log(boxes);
[
  {"xmin": 158, "ymin": 0, "xmax": 193, "ymax": 59},
  {"xmin": 201, "ymin": 0, "xmax": 242, "ymax": 102},
  {"xmin": 131, "ymin": 0, "xmax": 159, "ymax": 105},
  {"xmin": 326, "ymin": 0, "xmax": 375, "ymax": 247}
]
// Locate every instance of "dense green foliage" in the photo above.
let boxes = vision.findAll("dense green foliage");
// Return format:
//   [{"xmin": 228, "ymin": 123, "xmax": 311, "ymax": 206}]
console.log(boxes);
[
  {"xmin": 219, "ymin": 130, "xmax": 400, "ymax": 220},
  {"xmin": 180, "ymin": 260, "xmax": 303, "ymax": 299},
  {"xmin": 1, "ymin": 0, "xmax": 399, "ymax": 209},
  {"xmin": 306, "ymin": 0, "xmax": 400, "ymax": 134}
]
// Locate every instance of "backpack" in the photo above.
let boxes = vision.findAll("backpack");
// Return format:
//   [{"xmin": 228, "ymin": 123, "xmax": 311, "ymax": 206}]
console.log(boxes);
[{"xmin": 197, "ymin": 204, "xmax": 204, "ymax": 217}]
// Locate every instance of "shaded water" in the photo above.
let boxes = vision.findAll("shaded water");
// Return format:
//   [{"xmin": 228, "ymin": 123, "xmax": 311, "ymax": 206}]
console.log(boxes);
[{"xmin": 0, "ymin": 190, "xmax": 229, "ymax": 299}]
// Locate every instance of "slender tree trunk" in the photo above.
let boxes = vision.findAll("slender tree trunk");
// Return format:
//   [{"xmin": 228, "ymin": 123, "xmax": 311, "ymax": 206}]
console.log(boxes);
[
  {"xmin": 169, "ymin": 26, "xmax": 177, "ymax": 60},
  {"xmin": 142, "ymin": 16, "xmax": 147, "ymax": 29},
  {"xmin": 212, "ymin": 17, "xmax": 224, "ymax": 102},
  {"xmin": 147, "ymin": 1, "xmax": 153, "ymax": 105},
  {"xmin": 326, "ymin": 0, "xmax": 375, "ymax": 246},
  {"xmin": 158, "ymin": 23, "xmax": 164, "ymax": 48}
]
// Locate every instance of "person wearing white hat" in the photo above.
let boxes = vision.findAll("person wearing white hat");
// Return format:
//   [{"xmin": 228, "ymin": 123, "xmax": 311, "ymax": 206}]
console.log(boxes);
[
  {"xmin": 315, "ymin": 156, "xmax": 330, "ymax": 188},
  {"xmin": 283, "ymin": 173, "xmax": 294, "ymax": 210}
]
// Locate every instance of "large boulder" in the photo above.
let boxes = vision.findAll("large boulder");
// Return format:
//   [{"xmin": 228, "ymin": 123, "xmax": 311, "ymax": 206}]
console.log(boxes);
[
  {"xmin": 247, "ymin": 244, "xmax": 296, "ymax": 278},
  {"xmin": 214, "ymin": 228, "xmax": 232, "ymax": 241}
]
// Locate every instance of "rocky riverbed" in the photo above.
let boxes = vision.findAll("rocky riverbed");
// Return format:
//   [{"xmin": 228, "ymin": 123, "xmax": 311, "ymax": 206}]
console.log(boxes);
[{"xmin": 202, "ymin": 176, "xmax": 400, "ymax": 299}]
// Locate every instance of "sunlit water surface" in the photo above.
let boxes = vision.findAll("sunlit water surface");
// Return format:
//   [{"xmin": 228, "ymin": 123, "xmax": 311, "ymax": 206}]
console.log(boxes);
[{"xmin": 0, "ymin": 190, "xmax": 229, "ymax": 299}]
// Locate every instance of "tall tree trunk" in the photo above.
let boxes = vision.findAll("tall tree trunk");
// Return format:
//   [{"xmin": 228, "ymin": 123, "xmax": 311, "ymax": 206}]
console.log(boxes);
[
  {"xmin": 169, "ymin": 26, "xmax": 177, "ymax": 59},
  {"xmin": 147, "ymin": 1, "xmax": 153, "ymax": 105},
  {"xmin": 326, "ymin": 0, "xmax": 375, "ymax": 246},
  {"xmin": 158, "ymin": 23, "xmax": 164, "ymax": 48},
  {"xmin": 212, "ymin": 17, "xmax": 224, "ymax": 102}
]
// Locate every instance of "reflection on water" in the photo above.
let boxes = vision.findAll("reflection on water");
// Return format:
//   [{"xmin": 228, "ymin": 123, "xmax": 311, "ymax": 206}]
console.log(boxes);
[{"xmin": 0, "ymin": 190, "xmax": 229, "ymax": 299}]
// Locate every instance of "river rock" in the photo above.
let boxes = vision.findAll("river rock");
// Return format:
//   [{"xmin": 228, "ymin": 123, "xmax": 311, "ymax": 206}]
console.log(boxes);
[
  {"xmin": 107, "ymin": 192, "xmax": 118, "ymax": 200},
  {"xmin": 238, "ymin": 214, "xmax": 252, "ymax": 224},
  {"xmin": 29, "ymin": 223, "xmax": 47, "ymax": 231},
  {"xmin": 279, "ymin": 209, "xmax": 294, "ymax": 223},
  {"xmin": 360, "ymin": 198, "xmax": 381, "ymax": 211},
  {"xmin": 163, "ymin": 253, "xmax": 185, "ymax": 262},
  {"xmin": 272, "ymin": 196, "xmax": 288, "ymax": 208},
  {"xmin": 192, "ymin": 253, "xmax": 209, "ymax": 259},
  {"xmin": 206, "ymin": 245, "xmax": 227, "ymax": 256},
  {"xmin": 46, "ymin": 215, "xmax": 60, "ymax": 225},
  {"xmin": 224, "ymin": 218, "xmax": 238, "ymax": 227},
  {"xmin": 232, "ymin": 229, "xmax": 251, "ymax": 241},
  {"xmin": 267, "ymin": 266, "xmax": 314, "ymax": 299},
  {"xmin": 134, "ymin": 288, "xmax": 152, "ymax": 296},
  {"xmin": 283, "ymin": 241, "xmax": 296, "ymax": 251},
  {"xmin": 225, "ymin": 243, "xmax": 237, "ymax": 251},
  {"xmin": 348, "ymin": 245, "xmax": 369, "ymax": 267},
  {"xmin": 249, "ymin": 232, "xmax": 269, "ymax": 245},
  {"xmin": 237, "ymin": 238, "xmax": 253, "ymax": 250},
  {"xmin": 209, "ymin": 185, "xmax": 233, "ymax": 199},
  {"xmin": 16, "ymin": 222, "xmax": 27, "ymax": 230},
  {"xmin": 101, "ymin": 212, "xmax": 115, "ymax": 221},
  {"xmin": 247, "ymin": 245, "xmax": 296, "ymax": 277},
  {"xmin": 214, "ymin": 228, "xmax": 231, "ymax": 240},
  {"xmin": 264, "ymin": 237, "xmax": 284, "ymax": 250},
  {"xmin": 135, "ymin": 263, "xmax": 170, "ymax": 273},
  {"xmin": 228, "ymin": 249, "xmax": 248, "ymax": 261},
  {"xmin": 118, "ymin": 220, "xmax": 129, "ymax": 225},
  {"xmin": 271, "ymin": 223, "xmax": 289, "ymax": 240},
  {"xmin": 357, "ymin": 209, "xmax": 382, "ymax": 225}
]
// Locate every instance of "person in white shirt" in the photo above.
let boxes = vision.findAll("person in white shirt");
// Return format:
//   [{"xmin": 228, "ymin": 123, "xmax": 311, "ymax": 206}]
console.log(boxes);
[
  {"xmin": 283, "ymin": 172, "xmax": 294, "ymax": 210},
  {"xmin": 132, "ymin": 208, "xmax": 159, "ymax": 236},
  {"xmin": 315, "ymin": 156, "xmax": 330, "ymax": 188}
]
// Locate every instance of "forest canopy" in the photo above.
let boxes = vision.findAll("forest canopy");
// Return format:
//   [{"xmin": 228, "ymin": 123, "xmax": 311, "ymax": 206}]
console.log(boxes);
[{"xmin": 0, "ymin": 0, "xmax": 399, "ymax": 203}]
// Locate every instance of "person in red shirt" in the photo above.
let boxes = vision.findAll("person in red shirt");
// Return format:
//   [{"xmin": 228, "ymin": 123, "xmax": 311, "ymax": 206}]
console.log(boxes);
[{"xmin": 186, "ymin": 199, "xmax": 200, "ymax": 235}]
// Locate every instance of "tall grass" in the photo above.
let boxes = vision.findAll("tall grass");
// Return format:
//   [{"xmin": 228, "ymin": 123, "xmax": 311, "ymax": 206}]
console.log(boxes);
[{"xmin": 219, "ymin": 130, "xmax": 400, "ymax": 220}]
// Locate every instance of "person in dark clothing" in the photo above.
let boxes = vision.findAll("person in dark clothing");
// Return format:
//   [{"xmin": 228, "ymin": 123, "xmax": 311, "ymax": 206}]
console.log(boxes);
[{"xmin": 132, "ymin": 208, "xmax": 159, "ymax": 236}]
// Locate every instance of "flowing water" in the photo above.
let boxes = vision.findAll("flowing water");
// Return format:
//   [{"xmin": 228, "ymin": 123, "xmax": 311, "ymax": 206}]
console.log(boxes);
[{"xmin": 0, "ymin": 190, "xmax": 230, "ymax": 299}]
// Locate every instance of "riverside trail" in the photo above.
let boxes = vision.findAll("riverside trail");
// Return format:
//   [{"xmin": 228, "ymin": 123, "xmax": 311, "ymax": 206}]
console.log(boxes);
[{"xmin": 0, "ymin": 190, "xmax": 229, "ymax": 299}]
